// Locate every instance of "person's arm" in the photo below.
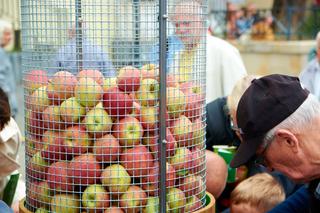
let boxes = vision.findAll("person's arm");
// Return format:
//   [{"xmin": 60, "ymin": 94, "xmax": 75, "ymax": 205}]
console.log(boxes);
[{"xmin": 267, "ymin": 185, "xmax": 309, "ymax": 213}]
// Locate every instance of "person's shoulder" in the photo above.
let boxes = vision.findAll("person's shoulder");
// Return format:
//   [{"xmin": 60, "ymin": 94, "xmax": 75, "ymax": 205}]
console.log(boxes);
[{"xmin": 207, "ymin": 34, "xmax": 239, "ymax": 53}]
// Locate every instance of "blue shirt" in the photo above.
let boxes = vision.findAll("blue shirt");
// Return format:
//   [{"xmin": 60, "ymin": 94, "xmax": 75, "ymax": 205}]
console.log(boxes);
[
  {"xmin": 299, "ymin": 58, "xmax": 320, "ymax": 100},
  {"xmin": 50, "ymin": 38, "xmax": 116, "ymax": 77},
  {"xmin": 0, "ymin": 48, "xmax": 18, "ymax": 116}
]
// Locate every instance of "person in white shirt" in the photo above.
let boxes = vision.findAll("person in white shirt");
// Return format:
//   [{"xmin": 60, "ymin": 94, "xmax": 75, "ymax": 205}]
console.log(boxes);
[{"xmin": 299, "ymin": 31, "xmax": 320, "ymax": 100}]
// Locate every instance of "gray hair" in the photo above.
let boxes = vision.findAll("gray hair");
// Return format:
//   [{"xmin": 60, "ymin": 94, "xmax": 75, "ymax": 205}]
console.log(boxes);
[
  {"xmin": 0, "ymin": 19, "xmax": 12, "ymax": 46},
  {"xmin": 262, "ymin": 94, "xmax": 320, "ymax": 148}
]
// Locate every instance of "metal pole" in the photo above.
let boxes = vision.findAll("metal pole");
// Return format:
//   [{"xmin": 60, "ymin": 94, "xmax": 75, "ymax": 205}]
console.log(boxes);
[
  {"xmin": 159, "ymin": 0, "xmax": 167, "ymax": 212},
  {"xmin": 133, "ymin": 0, "xmax": 141, "ymax": 67},
  {"xmin": 75, "ymin": 0, "xmax": 83, "ymax": 72}
]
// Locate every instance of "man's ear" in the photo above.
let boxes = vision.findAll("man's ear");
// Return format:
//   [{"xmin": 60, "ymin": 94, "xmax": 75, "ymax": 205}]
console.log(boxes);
[{"xmin": 274, "ymin": 129, "xmax": 299, "ymax": 153}]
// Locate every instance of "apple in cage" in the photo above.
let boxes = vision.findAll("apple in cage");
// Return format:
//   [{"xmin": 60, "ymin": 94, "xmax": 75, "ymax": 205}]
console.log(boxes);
[
  {"xmin": 169, "ymin": 147, "xmax": 193, "ymax": 177},
  {"xmin": 103, "ymin": 77, "xmax": 117, "ymax": 92},
  {"xmin": 130, "ymin": 101, "xmax": 141, "ymax": 119},
  {"xmin": 25, "ymin": 135, "xmax": 44, "ymax": 156},
  {"xmin": 179, "ymin": 174, "xmax": 205, "ymax": 198},
  {"xmin": 46, "ymin": 71, "xmax": 77, "ymax": 103},
  {"xmin": 179, "ymin": 81, "xmax": 204, "ymax": 101},
  {"xmin": 93, "ymin": 134, "xmax": 121, "ymax": 163},
  {"xmin": 139, "ymin": 106, "xmax": 158, "ymax": 130},
  {"xmin": 117, "ymin": 66, "xmax": 141, "ymax": 92},
  {"xmin": 24, "ymin": 69, "xmax": 48, "ymax": 93},
  {"xmin": 103, "ymin": 87, "xmax": 133, "ymax": 118},
  {"xmin": 27, "ymin": 181, "xmax": 51, "ymax": 208},
  {"xmin": 63, "ymin": 125, "xmax": 91, "ymax": 155},
  {"xmin": 82, "ymin": 184, "xmax": 110, "ymax": 212},
  {"xmin": 104, "ymin": 207, "xmax": 125, "ymax": 213},
  {"xmin": 60, "ymin": 97, "xmax": 86, "ymax": 123},
  {"xmin": 50, "ymin": 194, "xmax": 80, "ymax": 213},
  {"xmin": 47, "ymin": 161, "xmax": 73, "ymax": 192},
  {"xmin": 140, "ymin": 63, "xmax": 159, "ymax": 80},
  {"xmin": 183, "ymin": 95, "xmax": 203, "ymax": 121},
  {"xmin": 42, "ymin": 130, "xmax": 60, "ymax": 146},
  {"xmin": 136, "ymin": 78, "xmax": 159, "ymax": 106},
  {"xmin": 28, "ymin": 86, "xmax": 50, "ymax": 112},
  {"xmin": 41, "ymin": 135, "xmax": 69, "ymax": 163},
  {"xmin": 42, "ymin": 105, "xmax": 66, "ymax": 130},
  {"xmin": 189, "ymin": 147, "xmax": 206, "ymax": 174},
  {"xmin": 112, "ymin": 116, "xmax": 143, "ymax": 147},
  {"xmin": 68, "ymin": 153, "xmax": 102, "ymax": 186},
  {"xmin": 120, "ymin": 144, "xmax": 154, "ymax": 177},
  {"xmin": 166, "ymin": 74, "xmax": 180, "ymax": 88},
  {"xmin": 119, "ymin": 185, "xmax": 147, "ymax": 213},
  {"xmin": 35, "ymin": 207, "xmax": 49, "ymax": 213},
  {"xmin": 170, "ymin": 115, "xmax": 194, "ymax": 147},
  {"xmin": 185, "ymin": 195, "xmax": 202, "ymax": 212},
  {"xmin": 142, "ymin": 162, "xmax": 176, "ymax": 189},
  {"xmin": 166, "ymin": 87, "xmax": 186, "ymax": 119},
  {"xmin": 27, "ymin": 151, "xmax": 50, "ymax": 180},
  {"xmin": 100, "ymin": 164, "xmax": 131, "ymax": 194},
  {"xmin": 84, "ymin": 107, "xmax": 113, "ymax": 137},
  {"xmin": 166, "ymin": 187, "xmax": 186, "ymax": 213},
  {"xmin": 190, "ymin": 118, "xmax": 205, "ymax": 148},
  {"xmin": 75, "ymin": 77, "xmax": 103, "ymax": 107},
  {"xmin": 25, "ymin": 109, "xmax": 45, "ymax": 136},
  {"xmin": 142, "ymin": 128, "xmax": 177, "ymax": 157},
  {"xmin": 77, "ymin": 69, "xmax": 104, "ymax": 85}
]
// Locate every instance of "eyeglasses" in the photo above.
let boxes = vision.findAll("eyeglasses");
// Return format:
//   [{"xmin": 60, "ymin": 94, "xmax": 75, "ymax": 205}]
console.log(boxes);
[
  {"xmin": 230, "ymin": 118, "xmax": 243, "ymax": 135},
  {"xmin": 254, "ymin": 139, "xmax": 272, "ymax": 168}
]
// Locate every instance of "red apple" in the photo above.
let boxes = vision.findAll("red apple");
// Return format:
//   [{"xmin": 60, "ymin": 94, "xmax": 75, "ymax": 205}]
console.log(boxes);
[
  {"xmin": 120, "ymin": 145, "xmax": 154, "ymax": 177},
  {"xmin": 63, "ymin": 125, "xmax": 91, "ymax": 155},
  {"xmin": 130, "ymin": 101, "xmax": 141, "ymax": 119},
  {"xmin": 179, "ymin": 81, "xmax": 204, "ymax": 101},
  {"xmin": 50, "ymin": 194, "xmax": 80, "ymax": 213},
  {"xmin": 46, "ymin": 71, "xmax": 77, "ymax": 102},
  {"xmin": 120, "ymin": 185, "xmax": 147, "ymax": 213},
  {"xmin": 27, "ymin": 181, "xmax": 51, "ymax": 208},
  {"xmin": 185, "ymin": 195, "xmax": 202, "ymax": 212},
  {"xmin": 25, "ymin": 110, "xmax": 44, "ymax": 137},
  {"xmin": 189, "ymin": 147, "xmax": 206, "ymax": 175},
  {"xmin": 166, "ymin": 188, "xmax": 186, "ymax": 212},
  {"xmin": 27, "ymin": 151, "xmax": 50, "ymax": 180},
  {"xmin": 190, "ymin": 118, "xmax": 205, "ymax": 148},
  {"xmin": 93, "ymin": 134, "xmax": 121, "ymax": 163},
  {"xmin": 41, "ymin": 136, "xmax": 69, "ymax": 164},
  {"xmin": 60, "ymin": 97, "xmax": 86, "ymax": 123},
  {"xmin": 112, "ymin": 116, "xmax": 143, "ymax": 147},
  {"xmin": 166, "ymin": 87, "xmax": 186, "ymax": 118},
  {"xmin": 103, "ymin": 87, "xmax": 133, "ymax": 118},
  {"xmin": 117, "ymin": 66, "xmax": 141, "ymax": 92},
  {"xmin": 170, "ymin": 115, "xmax": 193, "ymax": 147},
  {"xmin": 77, "ymin": 69, "xmax": 104, "ymax": 85},
  {"xmin": 104, "ymin": 207, "xmax": 125, "ymax": 213},
  {"xmin": 183, "ymin": 95, "xmax": 203, "ymax": 121},
  {"xmin": 68, "ymin": 153, "xmax": 102, "ymax": 185},
  {"xmin": 25, "ymin": 135, "xmax": 43, "ymax": 156},
  {"xmin": 136, "ymin": 78, "xmax": 159, "ymax": 106},
  {"xmin": 24, "ymin": 70, "xmax": 48, "ymax": 93},
  {"xmin": 139, "ymin": 106, "xmax": 158, "ymax": 130},
  {"xmin": 42, "ymin": 105, "xmax": 66, "ymax": 130},
  {"xmin": 47, "ymin": 161, "xmax": 73, "ymax": 192},
  {"xmin": 179, "ymin": 174, "xmax": 205, "ymax": 198},
  {"xmin": 29, "ymin": 86, "xmax": 50, "ymax": 112}
]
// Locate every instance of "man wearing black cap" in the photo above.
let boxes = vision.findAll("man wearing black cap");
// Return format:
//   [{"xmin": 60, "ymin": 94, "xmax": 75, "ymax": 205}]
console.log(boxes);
[{"xmin": 230, "ymin": 74, "xmax": 320, "ymax": 212}]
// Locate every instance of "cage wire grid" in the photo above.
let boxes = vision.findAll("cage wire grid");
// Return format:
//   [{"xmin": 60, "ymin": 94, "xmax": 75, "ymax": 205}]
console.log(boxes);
[{"xmin": 21, "ymin": 0, "xmax": 208, "ymax": 212}]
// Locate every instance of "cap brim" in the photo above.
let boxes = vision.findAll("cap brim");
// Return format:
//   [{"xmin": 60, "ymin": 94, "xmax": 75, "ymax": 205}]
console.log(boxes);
[{"xmin": 230, "ymin": 135, "xmax": 264, "ymax": 168}]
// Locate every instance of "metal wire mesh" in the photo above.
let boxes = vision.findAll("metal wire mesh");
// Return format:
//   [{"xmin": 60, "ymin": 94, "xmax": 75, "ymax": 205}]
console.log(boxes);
[{"xmin": 22, "ymin": 0, "xmax": 207, "ymax": 212}]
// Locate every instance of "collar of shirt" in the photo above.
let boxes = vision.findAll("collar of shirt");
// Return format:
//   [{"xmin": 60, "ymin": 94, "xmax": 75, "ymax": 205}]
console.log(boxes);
[{"xmin": 0, "ymin": 118, "xmax": 19, "ymax": 143}]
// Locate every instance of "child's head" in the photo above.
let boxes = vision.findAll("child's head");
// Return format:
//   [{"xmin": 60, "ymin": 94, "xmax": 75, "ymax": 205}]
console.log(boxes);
[
  {"xmin": 230, "ymin": 173, "xmax": 285, "ymax": 213},
  {"xmin": 0, "ymin": 87, "xmax": 11, "ymax": 130}
]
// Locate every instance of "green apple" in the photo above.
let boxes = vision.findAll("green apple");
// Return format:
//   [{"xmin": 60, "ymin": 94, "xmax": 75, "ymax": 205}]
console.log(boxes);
[
  {"xmin": 136, "ymin": 78, "xmax": 159, "ymax": 106},
  {"xmin": 103, "ymin": 77, "xmax": 117, "ymax": 92},
  {"xmin": 143, "ymin": 197, "xmax": 170, "ymax": 213},
  {"xmin": 170, "ymin": 115, "xmax": 193, "ymax": 147},
  {"xmin": 82, "ymin": 184, "xmax": 110, "ymax": 211},
  {"xmin": 185, "ymin": 195, "xmax": 202, "ymax": 212},
  {"xmin": 169, "ymin": 147, "xmax": 192, "ymax": 177},
  {"xmin": 75, "ymin": 77, "xmax": 103, "ymax": 107},
  {"xmin": 84, "ymin": 107, "xmax": 113, "ymax": 136},
  {"xmin": 50, "ymin": 194, "xmax": 80, "ymax": 213},
  {"xmin": 35, "ymin": 207, "xmax": 49, "ymax": 213},
  {"xmin": 112, "ymin": 116, "xmax": 143, "ymax": 146},
  {"xmin": 100, "ymin": 164, "xmax": 131, "ymax": 194},
  {"xmin": 166, "ymin": 87, "xmax": 186, "ymax": 118},
  {"xmin": 166, "ymin": 188, "xmax": 186, "ymax": 213},
  {"xmin": 139, "ymin": 106, "xmax": 158, "ymax": 130},
  {"xmin": 28, "ymin": 151, "xmax": 50, "ymax": 180},
  {"xmin": 60, "ymin": 97, "xmax": 86, "ymax": 123}
]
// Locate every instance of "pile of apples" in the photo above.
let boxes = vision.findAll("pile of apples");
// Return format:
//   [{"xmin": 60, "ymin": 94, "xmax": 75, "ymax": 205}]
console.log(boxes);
[{"xmin": 24, "ymin": 64, "xmax": 206, "ymax": 213}]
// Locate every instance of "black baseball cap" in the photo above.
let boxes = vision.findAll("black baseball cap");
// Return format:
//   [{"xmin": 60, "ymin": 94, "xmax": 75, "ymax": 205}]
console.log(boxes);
[{"xmin": 230, "ymin": 74, "xmax": 309, "ymax": 168}]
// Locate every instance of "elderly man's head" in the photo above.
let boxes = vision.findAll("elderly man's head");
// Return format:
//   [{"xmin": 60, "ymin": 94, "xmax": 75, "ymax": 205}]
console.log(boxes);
[
  {"xmin": 0, "ymin": 19, "xmax": 13, "ymax": 48},
  {"xmin": 170, "ymin": 0, "xmax": 205, "ymax": 49},
  {"xmin": 231, "ymin": 74, "xmax": 320, "ymax": 183}
]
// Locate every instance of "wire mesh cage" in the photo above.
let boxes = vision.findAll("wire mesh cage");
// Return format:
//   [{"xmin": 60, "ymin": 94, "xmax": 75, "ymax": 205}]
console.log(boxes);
[{"xmin": 21, "ymin": 0, "xmax": 208, "ymax": 212}]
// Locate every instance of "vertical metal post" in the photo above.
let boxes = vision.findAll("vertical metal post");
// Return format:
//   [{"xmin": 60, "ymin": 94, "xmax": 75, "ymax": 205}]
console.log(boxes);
[
  {"xmin": 159, "ymin": 0, "xmax": 167, "ymax": 212},
  {"xmin": 75, "ymin": 0, "xmax": 83, "ymax": 72},
  {"xmin": 133, "ymin": 0, "xmax": 141, "ymax": 67}
]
